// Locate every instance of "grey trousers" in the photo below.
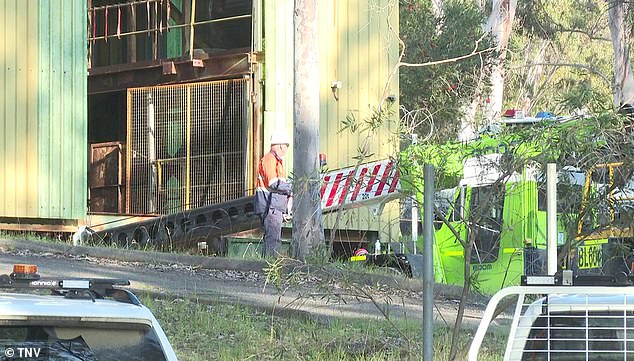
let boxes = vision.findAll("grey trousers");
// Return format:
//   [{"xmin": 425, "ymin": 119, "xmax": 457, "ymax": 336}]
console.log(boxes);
[{"xmin": 261, "ymin": 208, "xmax": 283, "ymax": 258}]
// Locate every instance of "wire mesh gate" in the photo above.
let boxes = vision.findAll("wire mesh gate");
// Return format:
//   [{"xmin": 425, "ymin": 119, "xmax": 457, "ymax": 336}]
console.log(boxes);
[{"xmin": 126, "ymin": 79, "xmax": 250, "ymax": 215}]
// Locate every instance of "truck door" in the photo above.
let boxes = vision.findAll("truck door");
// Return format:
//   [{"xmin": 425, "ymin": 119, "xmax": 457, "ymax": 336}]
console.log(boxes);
[{"xmin": 469, "ymin": 184, "xmax": 505, "ymax": 264}]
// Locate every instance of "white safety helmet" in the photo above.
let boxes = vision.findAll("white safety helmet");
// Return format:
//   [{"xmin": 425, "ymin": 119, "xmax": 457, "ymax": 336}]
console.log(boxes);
[{"xmin": 270, "ymin": 129, "xmax": 291, "ymax": 145}]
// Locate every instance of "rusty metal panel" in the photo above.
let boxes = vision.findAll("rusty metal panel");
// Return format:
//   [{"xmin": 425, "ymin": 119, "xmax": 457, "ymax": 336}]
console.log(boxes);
[
  {"xmin": 89, "ymin": 142, "xmax": 125, "ymax": 213},
  {"xmin": 127, "ymin": 79, "xmax": 250, "ymax": 215},
  {"xmin": 38, "ymin": 0, "xmax": 88, "ymax": 220},
  {"xmin": 263, "ymin": 0, "xmax": 400, "ymax": 238}
]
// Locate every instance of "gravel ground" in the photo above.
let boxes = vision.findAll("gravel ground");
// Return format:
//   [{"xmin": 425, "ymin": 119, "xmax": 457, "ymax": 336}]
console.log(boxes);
[{"xmin": 0, "ymin": 239, "xmax": 495, "ymax": 327}]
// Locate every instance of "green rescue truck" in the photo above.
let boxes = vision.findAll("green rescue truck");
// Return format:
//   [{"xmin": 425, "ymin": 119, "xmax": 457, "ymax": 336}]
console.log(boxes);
[{"xmin": 398, "ymin": 114, "xmax": 634, "ymax": 294}]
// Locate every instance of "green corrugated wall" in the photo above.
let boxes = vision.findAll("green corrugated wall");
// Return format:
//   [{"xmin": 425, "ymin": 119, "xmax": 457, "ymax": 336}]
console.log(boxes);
[
  {"xmin": 263, "ymin": 0, "xmax": 400, "ymax": 238},
  {"xmin": 0, "ymin": 0, "xmax": 87, "ymax": 220}
]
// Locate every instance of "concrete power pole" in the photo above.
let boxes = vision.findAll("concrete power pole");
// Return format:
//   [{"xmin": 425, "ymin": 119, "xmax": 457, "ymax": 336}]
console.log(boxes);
[{"xmin": 292, "ymin": 0, "xmax": 325, "ymax": 260}]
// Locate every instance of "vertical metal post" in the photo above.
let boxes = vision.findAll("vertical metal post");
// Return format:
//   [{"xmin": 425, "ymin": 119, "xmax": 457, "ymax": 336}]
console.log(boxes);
[
  {"xmin": 147, "ymin": 93, "xmax": 157, "ymax": 213},
  {"xmin": 411, "ymin": 134, "xmax": 419, "ymax": 254},
  {"xmin": 128, "ymin": 3, "xmax": 137, "ymax": 63},
  {"xmin": 188, "ymin": 0, "xmax": 197, "ymax": 61},
  {"xmin": 186, "ymin": 87, "xmax": 192, "ymax": 210},
  {"xmin": 412, "ymin": 198, "xmax": 419, "ymax": 254},
  {"xmin": 88, "ymin": 0, "xmax": 93, "ymax": 69},
  {"xmin": 126, "ymin": 91, "xmax": 133, "ymax": 213},
  {"xmin": 153, "ymin": 0, "xmax": 158, "ymax": 60},
  {"xmin": 423, "ymin": 164, "xmax": 434, "ymax": 360},
  {"xmin": 547, "ymin": 163, "xmax": 557, "ymax": 275}
]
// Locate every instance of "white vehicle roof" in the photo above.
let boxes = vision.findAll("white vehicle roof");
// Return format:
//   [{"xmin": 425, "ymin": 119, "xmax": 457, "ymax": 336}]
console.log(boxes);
[
  {"xmin": 0, "ymin": 292, "xmax": 156, "ymax": 324},
  {"xmin": 0, "ymin": 266, "xmax": 178, "ymax": 361}
]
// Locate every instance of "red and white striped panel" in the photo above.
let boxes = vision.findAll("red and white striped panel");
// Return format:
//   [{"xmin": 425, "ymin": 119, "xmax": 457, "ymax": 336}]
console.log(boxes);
[{"xmin": 320, "ymin": 159, "xmax": 400, "ymax": 212}]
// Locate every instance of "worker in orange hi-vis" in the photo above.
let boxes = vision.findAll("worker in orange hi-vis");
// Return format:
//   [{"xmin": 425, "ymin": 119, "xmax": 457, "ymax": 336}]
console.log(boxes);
[{"xmin": 255, "ymin": 130, "xmax": 292, "ymax": 258}]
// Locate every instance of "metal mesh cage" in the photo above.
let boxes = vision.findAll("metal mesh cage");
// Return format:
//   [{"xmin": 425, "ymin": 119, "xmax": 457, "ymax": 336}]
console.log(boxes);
[{"xmin": 127, "ymin": 79, "xmax": 249, "ymax": 214}]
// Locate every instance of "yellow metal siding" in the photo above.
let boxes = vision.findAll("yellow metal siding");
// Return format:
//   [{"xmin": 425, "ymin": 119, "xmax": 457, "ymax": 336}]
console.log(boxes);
[
  {"xmin": 264, "ymin": 0, "xmax": 399, "ymax": 238},
  {"xmin": 318, "ymin": 0, "xmax": 400, "ymax": 239},
  {"xmin": 0, "ymin": 0, "xmax": 40, "ymax": 217},
  {"xmin": 263, "ymin": 0, "xmax": 295, "ymax": 154},
  {"xmin": 0, "ymin": 0, "xmax": 87, "ymax": 220}
]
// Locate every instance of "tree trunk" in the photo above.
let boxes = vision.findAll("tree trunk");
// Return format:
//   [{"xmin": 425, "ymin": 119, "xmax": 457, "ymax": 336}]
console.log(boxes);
[
  {"xmin": 292, "ymin": 0, "xmax": 325, "ymax": 260},
  {"xmin": 607, "ymin": 0, "xmax": 634, "ymax": 109},
  {"xmin": 523, "ymin": 40, "xmax": 548, "ymax": 106},
  {"xmin": 458, "ymin": 0, "xmax": 517, "ymax": 141},
  {"xmin": 458, "ymin": 96, "xmax": 480, "ymax": 141},
  {"xmin": 431, "ymin": 0, "xmax": 444, "ymax": 18},
  {"xmin": 483, "ymin": 0, "xmax": 517, "ymax": 122}
]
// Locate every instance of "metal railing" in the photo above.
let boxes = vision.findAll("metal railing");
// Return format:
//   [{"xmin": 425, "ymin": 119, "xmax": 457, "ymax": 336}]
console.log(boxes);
[{"xmin": 88, "ymin": 0, "xmax": 253, "ymax": 67}]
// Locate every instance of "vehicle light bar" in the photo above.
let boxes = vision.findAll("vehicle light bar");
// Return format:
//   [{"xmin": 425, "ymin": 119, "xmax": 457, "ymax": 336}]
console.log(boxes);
[
  {"xmin": 522, "ymin": 270, "xmax": 634, "ymax": 286},
  {"xmin": 0, "ymin": 276, "xmax": 130, "ymax": 289},
  {"xmin": 0, "ymin": 265, "xmax": 139, "ymax": 304},
  {"xmin": 0, "ymin": 265, "xmax": 129, "ymax": 291},
  {"xmin": 11, "ymin": 264, "xmax": 40, "ymax": 280}
]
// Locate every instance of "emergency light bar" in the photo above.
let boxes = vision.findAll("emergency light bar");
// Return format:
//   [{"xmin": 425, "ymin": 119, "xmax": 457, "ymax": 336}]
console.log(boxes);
[
  {"xmin": 0, "ymin": 264, "xmax": 137, "ymax": 304},
  {"xmin": 522, "ymin": 270, "xmax": 634, "ymax": 287}
]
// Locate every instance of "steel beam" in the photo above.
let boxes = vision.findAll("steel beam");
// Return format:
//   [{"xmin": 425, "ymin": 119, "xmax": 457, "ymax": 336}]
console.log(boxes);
[{"xmin": 88, "ymin": 50, "xmax": 252, "ymax": 94}]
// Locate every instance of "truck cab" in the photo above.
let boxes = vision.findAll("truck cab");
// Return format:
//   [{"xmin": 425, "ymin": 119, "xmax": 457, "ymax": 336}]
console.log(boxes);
[{"xmin": 431, "ymin": 154, "xmax": 587, "ymax": 294}]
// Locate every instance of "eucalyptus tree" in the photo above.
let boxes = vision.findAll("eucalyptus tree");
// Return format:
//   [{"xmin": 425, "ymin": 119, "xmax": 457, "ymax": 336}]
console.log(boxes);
[
  {"xmin": 470, "ymin": 0, "xmax": 518, "ymax": 136},
  {"xmin": 607, "ymin": 0, "xmax": 634, "ymax": 110}
]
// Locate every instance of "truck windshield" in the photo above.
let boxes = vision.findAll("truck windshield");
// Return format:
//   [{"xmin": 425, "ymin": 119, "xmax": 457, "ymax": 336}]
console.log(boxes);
[{"xmin": 0, "ymin": 325, "xmax": 167, "ymax": 361}]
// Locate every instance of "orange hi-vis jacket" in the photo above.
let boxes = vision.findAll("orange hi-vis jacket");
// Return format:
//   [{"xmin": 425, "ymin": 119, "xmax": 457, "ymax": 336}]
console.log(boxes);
[{"xmin": 255, "ymin": 150, "xmax": 291, "ymax": 215}]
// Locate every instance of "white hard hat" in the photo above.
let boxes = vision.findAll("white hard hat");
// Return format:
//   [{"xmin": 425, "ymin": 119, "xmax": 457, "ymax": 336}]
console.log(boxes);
[{"xmin": 270, "ymin": 129, "xmax": 290, "ymax": 145}]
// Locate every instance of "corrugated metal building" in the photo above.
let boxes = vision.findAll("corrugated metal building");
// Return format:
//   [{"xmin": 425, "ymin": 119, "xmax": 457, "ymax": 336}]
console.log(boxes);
[
  {"xmin": 0, "ymin": 0, "xmax": 87, "ymax": 229},
  {"xmin": 1, "ymin": 0, "xmax": 399, "ymax": 243},
  {"xmin": 264, "ymin": 0, "xmax": 400, "ymax": 240}
]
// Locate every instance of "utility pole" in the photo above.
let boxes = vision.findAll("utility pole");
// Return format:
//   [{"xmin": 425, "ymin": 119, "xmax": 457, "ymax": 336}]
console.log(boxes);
[{"xmin": 292, "ymin": 0, "xmax": 325, "ymax": 260}]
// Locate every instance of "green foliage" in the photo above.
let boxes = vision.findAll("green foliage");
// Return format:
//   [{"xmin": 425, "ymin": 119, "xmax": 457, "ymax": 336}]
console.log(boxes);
[
  {"xmin": 402, "ymin": 112, "xmax": 633, "ymax": 180},
  {"xmin": 340, "ymin": 104, "xmax": 395, "ymax": 136},
  {"xmin": 399, "ymin": 0, "xmax": 495, "ymax": 141},
  {"xmin": 399, "ymin": 140, "xmax": 465, "ymax": 193},
  {"xmin": 507, "ymin": 0, "xmax": 614, "ymax": 115},
  {"xmin": 527, "ymin": 113, "xmax": 634, "ymax": 169},
  {"xmin": 339, "ymin": 103, "xmax": 396, "ymax": 161},
  {"xmin": 556, "ymin": 79, "xmax": 612, "ymax": 113},
  {"xmin": 399, "ymin": 0, "xmax": 624, "ymax": 144}
]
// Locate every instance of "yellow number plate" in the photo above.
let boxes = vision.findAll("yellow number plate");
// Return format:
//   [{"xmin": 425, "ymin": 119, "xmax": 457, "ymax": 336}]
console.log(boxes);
[
  {"xmin": 350, "ymin": 255, "xmax": 367, "ymax": 262},
  {"xmin": 577, "ymin": 244, "xmax": 603, "ymax": 269}
]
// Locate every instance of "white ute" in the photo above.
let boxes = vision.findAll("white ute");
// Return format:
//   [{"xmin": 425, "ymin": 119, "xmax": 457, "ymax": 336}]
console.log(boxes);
[
  {"xmin": 469, "ymin": 272, "xmax": 634, "ymax": 361},
  {"xmin": 0, "ymin": 264, "xmax": 177, "ymax": 361}
]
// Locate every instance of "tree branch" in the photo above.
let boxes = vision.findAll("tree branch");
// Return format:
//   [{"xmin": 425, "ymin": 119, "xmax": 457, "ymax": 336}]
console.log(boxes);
[
  {"xmin": 400, "ymin": 47, "xmax": 497, "ymax": 68},
  {"xmin": 512, "ymin": 62, "xmax": 612, "ymax": 87},
  {"xmin": 555, "ymin": 27, "xmax": 610, "ymax": 42}
]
